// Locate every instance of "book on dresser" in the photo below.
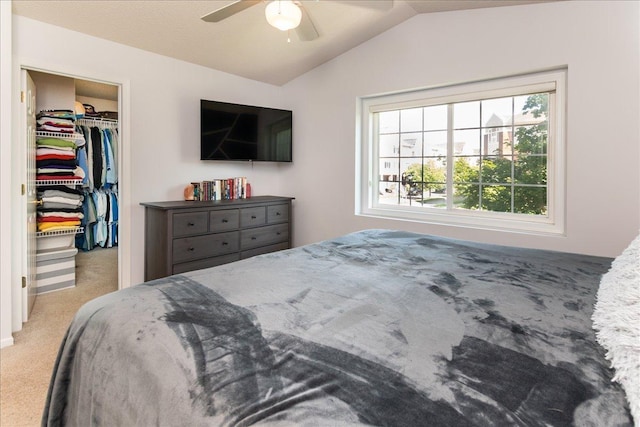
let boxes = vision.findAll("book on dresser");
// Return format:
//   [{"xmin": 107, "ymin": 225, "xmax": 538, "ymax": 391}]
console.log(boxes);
[
  {"xmin": 140, "ymin": 196, "xmax": 293, "ymax": 281},
  {"xmin": 191, "ymin": 177, "xmax": 247, "ymax": 201}
]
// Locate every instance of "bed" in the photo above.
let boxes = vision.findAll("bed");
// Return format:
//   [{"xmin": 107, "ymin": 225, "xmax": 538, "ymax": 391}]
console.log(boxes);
[{"xmin": 42, "ymin": 229, "xmax": 634, "ymax": 426}]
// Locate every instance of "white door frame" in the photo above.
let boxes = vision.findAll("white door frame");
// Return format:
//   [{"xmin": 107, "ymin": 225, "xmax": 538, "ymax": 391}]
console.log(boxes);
[
  {"xmin": 0, "ymin": 0, "xmax": 14, "ymax": 348},
  {"xmin": 11, "ymin": 62, "xmax": 132, "ymax": 335},
  {"xmin": 22, "ymin": 70, "xmax": 37, "ymax": 322}
]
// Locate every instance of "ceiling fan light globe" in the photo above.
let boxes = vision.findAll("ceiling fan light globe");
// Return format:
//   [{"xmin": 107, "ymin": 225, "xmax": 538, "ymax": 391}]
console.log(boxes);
[{"xmin": 265, "ymin": 0, "xmax": 302, "ymax": 31}]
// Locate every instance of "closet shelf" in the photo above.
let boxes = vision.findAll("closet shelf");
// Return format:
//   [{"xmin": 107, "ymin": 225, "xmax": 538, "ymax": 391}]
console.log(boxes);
[
  {"xmin": 35, "ymin": 179, "xmax": 83, "ymax": 186},
  {"xmin": 36, "ymin": 130, "xmax": 84, "ymax": 140},
  {"xmin": 36, "ymin": 227, "xmax": 84, "ymax": 238}
]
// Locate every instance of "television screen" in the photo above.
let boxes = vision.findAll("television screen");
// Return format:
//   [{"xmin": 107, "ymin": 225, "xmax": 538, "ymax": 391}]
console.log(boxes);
[{"xmin": 201, "ymin": 99, "xmax": 292, "ymax": 162}]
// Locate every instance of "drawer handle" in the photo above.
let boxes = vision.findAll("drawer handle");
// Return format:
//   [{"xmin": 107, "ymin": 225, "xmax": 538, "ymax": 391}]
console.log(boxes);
[
  {"xmin": 188, "ymin": 247, "xmax": 195, "ymax": 252},
  {"xmin": 276, "ymin": 212, "xmax": 281, "ymax": 216},
  {"xmin": 188, "ymin": 222, "xmax": 195, "ymax": 226},
  {"xmin": 251, "ymin": 215, "xmax": 257, "ymax": 219},
  {"xmin": 222, "ymin": 219, "xmax": 228, "ymax": 223},
  {"xmin": 222, "ymin": 241, "xmax": 228, "ymax": 246},
  {"xmin": 251, "ymin": 236, "xmax": 257, "ymax": 240},
  {"xmin": 276, "ymin": 232, "xmax": 281, "ymax": 235}
]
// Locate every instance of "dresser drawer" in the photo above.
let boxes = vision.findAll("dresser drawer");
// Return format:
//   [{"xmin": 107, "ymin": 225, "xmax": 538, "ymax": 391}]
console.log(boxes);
[
  {"xmin": 173, "ymin": 211, "xmax": 208, "ymax": 237},
  {"xmin": 241, "ymin": 242, "xmax": 289, "ymax": 259},
  {"xmin": 173, "ymin": 253, "xmax": 240, "ymax": 275},
  {"xmin": 240, "ymin": 223, "xmax": 288, "ymax": 250},
  {"xmin": 267, "ymin": 204, "xmax": 289, "ymax": 224},
  {"xmin": 209, "ymin": 209, "xmax": 239, "ymax": 232},
  {"xmin": 240, "ymin": 206, "xmax": 266, "ymax": 227},
  {"xmin": 173, "ymin": 231, "xmax": 239, "ymax": 263}
]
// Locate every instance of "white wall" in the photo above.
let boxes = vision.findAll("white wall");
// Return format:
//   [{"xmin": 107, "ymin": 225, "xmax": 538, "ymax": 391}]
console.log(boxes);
[
  {"xmin": 1, "ymin": 0, "xmax": 14, "ymax": 348},
  {"xmin": 2, "ymin": 15, "xmax": 291, "ymax": 344},
  {"xmin": 282, "ymin": 1, "xmax": 640, "ymax": 257}
]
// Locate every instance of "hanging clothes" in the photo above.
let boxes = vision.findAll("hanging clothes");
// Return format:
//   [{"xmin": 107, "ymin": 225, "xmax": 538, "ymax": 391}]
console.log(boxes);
[
  {"xmin": 90, "ymin": 126, "xmax": 103, "ymax": 189},
  {"xmin": 75, "ymin": 118, "xmax": 119, "ymax": 251},
  {"xmin": 103, "ymin": 128, "xmax": 117, "ymax": 187}
]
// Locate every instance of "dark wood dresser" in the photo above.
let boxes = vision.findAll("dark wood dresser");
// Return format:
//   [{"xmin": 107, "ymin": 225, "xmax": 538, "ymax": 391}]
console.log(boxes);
[{"xmin": 140, "ymin": 196, "xmax": 293, "ymax": 281}]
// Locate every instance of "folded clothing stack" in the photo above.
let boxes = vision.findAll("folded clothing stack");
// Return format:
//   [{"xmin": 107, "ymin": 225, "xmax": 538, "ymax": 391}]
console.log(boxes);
[
  {"xmin": 82, "ymin": 104, "xmax": 118, "ymax": 120},
  {"xmin": 37, "ymin": 186, "xmax": 84, "ymax": 232},
  {"xmin": 36, "ymin": 109, "xmax": 76, "ymax": 133},
  {"xmin": 36, "ymin": 137, "xmax": 84, "ymax": 181}
]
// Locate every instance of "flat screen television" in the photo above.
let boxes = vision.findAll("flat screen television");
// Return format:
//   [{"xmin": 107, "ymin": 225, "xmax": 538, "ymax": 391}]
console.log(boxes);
[{"xmin": 200, "ymin": 99, "xmax": 292, "ymax": 162}]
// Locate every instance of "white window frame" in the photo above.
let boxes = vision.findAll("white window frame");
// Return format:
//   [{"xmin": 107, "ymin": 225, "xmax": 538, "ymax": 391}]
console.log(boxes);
[{"xmin": 356, "ymin": 69, "xmax": 567, "ymax": 235}]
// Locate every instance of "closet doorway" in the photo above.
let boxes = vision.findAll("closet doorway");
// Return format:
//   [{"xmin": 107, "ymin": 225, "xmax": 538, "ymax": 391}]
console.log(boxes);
[{"xmin": 22, "ymin": 68, "xmax": 123, "ymax": 323}]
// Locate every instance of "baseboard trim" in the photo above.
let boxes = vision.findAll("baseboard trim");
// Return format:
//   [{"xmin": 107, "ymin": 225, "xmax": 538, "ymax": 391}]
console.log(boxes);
[{"xmin": 0, "ymin": 335, "xmax": 14, "ymax": 348}]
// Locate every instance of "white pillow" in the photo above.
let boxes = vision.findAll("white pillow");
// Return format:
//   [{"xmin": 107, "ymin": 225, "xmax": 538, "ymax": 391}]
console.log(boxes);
[{"xmin": 592, "ymin": 233, "xmax": 640, "ymax": 424}]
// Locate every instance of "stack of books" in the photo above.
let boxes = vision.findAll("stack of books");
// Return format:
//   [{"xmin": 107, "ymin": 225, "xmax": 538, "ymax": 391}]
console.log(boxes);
[{"xmin": 191, "ymin": 177, "xmax": 247, "ymax": 201}]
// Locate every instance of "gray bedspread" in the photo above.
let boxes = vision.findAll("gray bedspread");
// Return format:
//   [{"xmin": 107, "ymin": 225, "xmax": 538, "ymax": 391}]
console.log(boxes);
[{"xmin": 42, "ymin": 229, "xmax": 632, "ymax": 426}]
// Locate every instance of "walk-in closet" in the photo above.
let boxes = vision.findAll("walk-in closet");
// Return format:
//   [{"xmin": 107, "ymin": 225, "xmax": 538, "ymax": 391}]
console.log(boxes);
[{"xmin": 29, "ymin": 70, "xmax": 119, "ymax": 301}]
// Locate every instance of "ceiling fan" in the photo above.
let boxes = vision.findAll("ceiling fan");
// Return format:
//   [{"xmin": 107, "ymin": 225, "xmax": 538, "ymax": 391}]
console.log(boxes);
[{"xmin": 201, "ymin": 0, "xmax": 393, "ymax": 42}]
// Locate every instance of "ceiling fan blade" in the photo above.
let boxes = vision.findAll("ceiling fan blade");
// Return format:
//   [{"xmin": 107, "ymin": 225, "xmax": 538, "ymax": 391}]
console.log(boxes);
[
  {"xmin": 295, "ymin": 4, "xmax": 319, "ymax": 41},
  {"xmin": 200, "ymin": 0, "xmax": 261, "ymax": 23}
]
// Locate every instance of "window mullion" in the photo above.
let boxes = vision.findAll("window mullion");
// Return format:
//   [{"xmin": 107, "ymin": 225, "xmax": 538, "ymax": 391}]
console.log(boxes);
[
  {"xmin": 446, "ymin": 104, "xmax": 454, "ymax": 211},
  {"xmin": 511, "ymin": 97, "xmax": 515, "ymax": 213},
  {"xmin": 396, "ymin": 112, "xmax": 401, "ymax": 205},
  {"xmin": 371, "ymin": 113, "xmax": 379, "ymax": 209}
]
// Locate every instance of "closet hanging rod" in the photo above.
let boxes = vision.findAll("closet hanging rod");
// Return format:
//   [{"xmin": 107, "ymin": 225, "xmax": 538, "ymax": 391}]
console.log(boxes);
[{"xmin": 76, "ymin": 117, "xmax": 118, "ymax": 128}]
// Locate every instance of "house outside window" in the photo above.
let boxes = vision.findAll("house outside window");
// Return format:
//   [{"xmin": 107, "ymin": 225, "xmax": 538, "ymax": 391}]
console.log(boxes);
[{"xmin": 357, "ymin": 69, "xmax": 566, "ymax": 235}]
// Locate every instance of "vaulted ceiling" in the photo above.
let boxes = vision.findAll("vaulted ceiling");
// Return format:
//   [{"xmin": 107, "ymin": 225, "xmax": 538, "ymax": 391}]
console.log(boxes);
[{"xmin": 12, "ymin": 0, "xmax": 558, "ymax": 86}]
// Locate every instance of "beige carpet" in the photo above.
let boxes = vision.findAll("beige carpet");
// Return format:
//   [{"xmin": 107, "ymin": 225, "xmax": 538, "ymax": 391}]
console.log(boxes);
[{"xmin": 0, "ymin": 247, "xmax": 118, "ymax": 427}]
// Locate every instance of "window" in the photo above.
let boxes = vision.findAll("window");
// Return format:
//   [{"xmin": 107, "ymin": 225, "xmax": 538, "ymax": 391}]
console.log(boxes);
[{"xmin": 357, "ymin": 69, "xmax": 566, "ymax": 235}]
